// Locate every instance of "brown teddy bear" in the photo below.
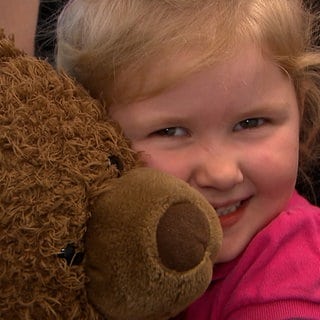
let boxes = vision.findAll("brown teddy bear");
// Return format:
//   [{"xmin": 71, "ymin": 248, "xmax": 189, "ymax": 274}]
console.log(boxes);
[{"xmin": 0, "ymin": 31, "xmax": 222, "ymax": 320}]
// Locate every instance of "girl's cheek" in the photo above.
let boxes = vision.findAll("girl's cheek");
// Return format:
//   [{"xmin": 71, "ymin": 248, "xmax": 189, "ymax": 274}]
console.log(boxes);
[{"xmin": 141, "ymin": 152, "xmax": 187, "ymax": 180}]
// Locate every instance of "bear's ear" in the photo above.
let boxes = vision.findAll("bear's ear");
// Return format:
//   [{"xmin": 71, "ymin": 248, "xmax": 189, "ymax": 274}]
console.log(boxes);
[{"xmin": 0, "ymin": 29, "xmax": 25, "ymax": 58}]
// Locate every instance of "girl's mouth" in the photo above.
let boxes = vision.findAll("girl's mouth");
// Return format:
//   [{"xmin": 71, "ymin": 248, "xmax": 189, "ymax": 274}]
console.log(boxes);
[
  {"xmin": 215, "ymin": 199, "xmax": 249, "ymax": 228},
  {"xmin": 216, "ymin": 201, "xmax": 242, "ymax": 216}
]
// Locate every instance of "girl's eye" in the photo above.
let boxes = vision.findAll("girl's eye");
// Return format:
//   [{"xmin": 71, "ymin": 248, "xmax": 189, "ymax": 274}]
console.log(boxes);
[
  {"xmin": 152, "ymin": 127, "xmax": 188, "ymax": 137},
  {"xmin": 233, "ymin": 118, "xmax": 266, "ymax": 131}
]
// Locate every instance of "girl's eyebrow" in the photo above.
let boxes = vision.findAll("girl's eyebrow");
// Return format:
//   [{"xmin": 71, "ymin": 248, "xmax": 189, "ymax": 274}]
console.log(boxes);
[
  {"xmin": 144, "ymin": 114, "xmax": 189, "ymax": 126},
  {"xmin": 236, "ymin": 103, "xmax": 292, "ymax": 118},
  {"xmin": 137, "ymin": 104, "xmax": 191, "ymax": 122}
]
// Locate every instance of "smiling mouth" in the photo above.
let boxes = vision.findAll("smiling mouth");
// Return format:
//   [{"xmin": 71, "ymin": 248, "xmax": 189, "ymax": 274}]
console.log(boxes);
[
  {"xmin": 216, "ymin": 201, "xmax": 242, "ymax": 216},
  {"xmin": 214, "ymin": 199, "xmax": 249, "ymax": 228}
]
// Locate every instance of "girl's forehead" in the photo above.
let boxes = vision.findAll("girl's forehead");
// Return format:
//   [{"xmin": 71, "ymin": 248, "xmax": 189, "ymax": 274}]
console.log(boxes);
[{"xmin": 111, "ymin": 41, "xmax": 269, "ymax": 104}]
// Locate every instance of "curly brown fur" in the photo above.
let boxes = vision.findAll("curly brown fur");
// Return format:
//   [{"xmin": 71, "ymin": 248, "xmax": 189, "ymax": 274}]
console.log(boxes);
[{"xmin": 0, "ymin": 31, "xmax": 138, "ymax": 319}]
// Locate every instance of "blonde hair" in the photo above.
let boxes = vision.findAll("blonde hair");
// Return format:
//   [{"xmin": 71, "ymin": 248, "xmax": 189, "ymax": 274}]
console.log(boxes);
[{"xmin": 56, "ymin": 0, "xmax": 320, "ymax": 202}]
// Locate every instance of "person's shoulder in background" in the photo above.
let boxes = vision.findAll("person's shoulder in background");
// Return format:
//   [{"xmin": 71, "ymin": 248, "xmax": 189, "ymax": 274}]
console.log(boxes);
[{"xmin": 0, "ymin": 0, "xmax": 39, "ymax": 55}]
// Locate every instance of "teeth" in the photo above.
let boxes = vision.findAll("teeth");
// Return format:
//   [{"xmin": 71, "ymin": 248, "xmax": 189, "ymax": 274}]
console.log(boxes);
[{"xmin": 216, "ymin": 201, "xmax": 241, "ymax": 216}]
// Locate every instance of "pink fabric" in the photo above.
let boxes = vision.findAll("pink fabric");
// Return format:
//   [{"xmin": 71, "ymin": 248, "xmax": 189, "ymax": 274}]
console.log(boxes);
[{"xmin": 174, "ymin": 191, "xmax": 320, "ymax": 319}]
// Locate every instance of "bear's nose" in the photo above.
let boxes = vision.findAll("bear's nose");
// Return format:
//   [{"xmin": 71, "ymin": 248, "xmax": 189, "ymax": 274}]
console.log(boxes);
[{"xmin": 156, "ymin": 203, "xmax": 210, "ymax": 272}]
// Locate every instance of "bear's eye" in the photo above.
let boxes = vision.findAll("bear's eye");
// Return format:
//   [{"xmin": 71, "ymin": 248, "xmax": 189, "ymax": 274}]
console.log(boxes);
[
  {"xmin": 108, "ymin": 155, "xmax": 123, "ymax": 172},
  {"xmin": 57, "ymin": 244, "xmax": 84, "ymax": 266}
]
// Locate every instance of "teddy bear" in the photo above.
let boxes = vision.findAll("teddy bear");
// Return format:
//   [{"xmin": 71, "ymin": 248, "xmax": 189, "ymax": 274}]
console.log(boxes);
[{"xmin": 0, "ymin": 31, "xmax": 222, "ymax": 320}]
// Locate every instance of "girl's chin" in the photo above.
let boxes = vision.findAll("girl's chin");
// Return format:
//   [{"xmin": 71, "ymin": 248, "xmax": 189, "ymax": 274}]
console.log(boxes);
[{"xmin": 215, "ymin": 239, "xmax": 247, "ymax": 264}]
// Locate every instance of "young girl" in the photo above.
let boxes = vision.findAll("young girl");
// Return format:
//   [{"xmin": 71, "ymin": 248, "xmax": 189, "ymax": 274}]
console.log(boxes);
[{"xmin": 56, "ymin": 0, "xmax": 320, "ymax": 318}]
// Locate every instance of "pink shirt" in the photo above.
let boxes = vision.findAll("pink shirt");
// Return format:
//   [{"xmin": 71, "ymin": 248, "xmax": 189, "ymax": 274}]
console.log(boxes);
[{"xmin": 174, "ymin": 191, "xmax": 320, "ymax": 319}]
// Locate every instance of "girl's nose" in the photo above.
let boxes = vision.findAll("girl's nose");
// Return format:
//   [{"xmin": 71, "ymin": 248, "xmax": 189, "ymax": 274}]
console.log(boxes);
[{"xmin": 191, "ymin": 148, "xmax": 244, "ymax": 191}]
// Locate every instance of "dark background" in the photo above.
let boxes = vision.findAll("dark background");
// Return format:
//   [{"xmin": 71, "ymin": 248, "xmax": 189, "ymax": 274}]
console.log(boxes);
[{"xmin": 35, "ymin": 0, "xmax": 67, "ymax": 64}]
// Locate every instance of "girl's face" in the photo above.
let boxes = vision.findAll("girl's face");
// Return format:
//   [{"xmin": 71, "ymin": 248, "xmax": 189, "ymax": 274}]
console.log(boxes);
[{"xmin": 110, "ymin": 44, "xmax": 300, "ymax": 263}]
